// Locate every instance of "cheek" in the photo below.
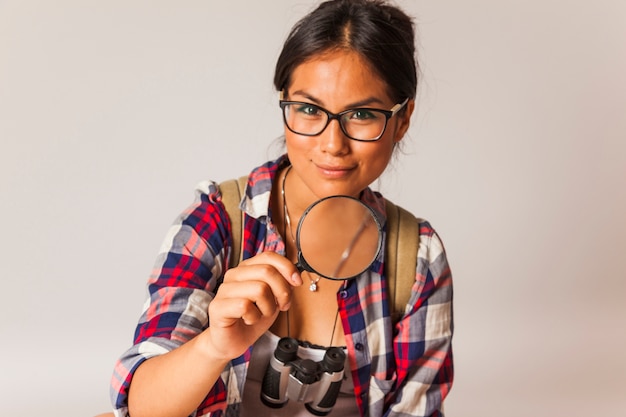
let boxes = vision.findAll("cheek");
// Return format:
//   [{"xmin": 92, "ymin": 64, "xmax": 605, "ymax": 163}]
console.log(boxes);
[
  {"xmin": 364, "ymin": 133, "xmax": 396, "ymax": 159},
  {"xmin": 368, "ymin": 147, "xmax": 394, "ymax": 172},
  {"xmin": 284, "ymin": 132, "xmax": 311, "ymax": 158},
  {"xmin": 355, "ymin": 141, "xmax": 395, "ymax": 179}
]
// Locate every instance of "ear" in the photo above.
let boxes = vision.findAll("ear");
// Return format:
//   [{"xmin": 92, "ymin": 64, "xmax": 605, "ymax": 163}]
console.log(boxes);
[{"xmin": 393, "ymin": 99, "xmax": 415, "ymax": 143}]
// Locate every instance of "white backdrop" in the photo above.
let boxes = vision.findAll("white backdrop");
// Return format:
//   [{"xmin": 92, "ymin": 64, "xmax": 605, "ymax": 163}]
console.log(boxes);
[{"xmin": 1, "ymin": 1, "xmax": 625, "ymax": 416}]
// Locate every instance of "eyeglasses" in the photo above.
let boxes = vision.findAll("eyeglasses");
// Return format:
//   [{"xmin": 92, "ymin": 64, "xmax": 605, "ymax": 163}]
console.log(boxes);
[{"xmin": 279, "ymin": 98, "xmax": 409, "ymax": 142}]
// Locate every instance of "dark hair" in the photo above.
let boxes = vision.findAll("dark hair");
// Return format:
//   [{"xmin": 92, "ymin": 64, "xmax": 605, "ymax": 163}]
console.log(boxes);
[{"xmin": 274, "ymin": 0, "xmax": 417, "ymax": 103}]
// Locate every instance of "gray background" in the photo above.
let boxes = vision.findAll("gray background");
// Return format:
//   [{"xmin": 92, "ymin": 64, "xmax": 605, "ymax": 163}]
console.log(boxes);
[{"xmin": 1, "ymin": 1, "xmax": 625, "ymax": 416}]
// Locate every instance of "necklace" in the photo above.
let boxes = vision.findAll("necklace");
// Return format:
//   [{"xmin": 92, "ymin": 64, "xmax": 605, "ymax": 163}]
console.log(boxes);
[
  {"xmin": 280, "ymin": 166, "xmax": 342, "ymax": 347},
  {"xmin": 281, "ymin": 166, "xmax": 321, "ymax": 292}
]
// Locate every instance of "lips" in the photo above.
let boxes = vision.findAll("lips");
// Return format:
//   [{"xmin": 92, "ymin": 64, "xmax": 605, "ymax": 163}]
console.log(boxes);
[{"xmin": 314, "ymin": 162, "xmax": 355, "ymax": 178}]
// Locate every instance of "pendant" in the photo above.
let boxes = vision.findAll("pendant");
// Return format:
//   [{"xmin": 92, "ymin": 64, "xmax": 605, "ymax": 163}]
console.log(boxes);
[{"xmin": 309, "ymin": 281, "xmax": 318, "ymax": 292}]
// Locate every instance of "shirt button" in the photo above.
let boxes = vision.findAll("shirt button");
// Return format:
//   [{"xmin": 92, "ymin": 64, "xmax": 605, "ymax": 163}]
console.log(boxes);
[
  {"xmin": 339, "ymin": 290, "xmax": 348, "ymax": 299},
  {"xmin": 355, "ymin": 343, "xmax": 364, "ymax": 351}
]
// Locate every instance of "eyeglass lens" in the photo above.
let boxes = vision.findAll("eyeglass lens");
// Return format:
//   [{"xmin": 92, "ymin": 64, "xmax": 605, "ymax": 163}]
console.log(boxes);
[{"xmin": 283, "ymin": 103, "xmax": 388, "ymax": 141}]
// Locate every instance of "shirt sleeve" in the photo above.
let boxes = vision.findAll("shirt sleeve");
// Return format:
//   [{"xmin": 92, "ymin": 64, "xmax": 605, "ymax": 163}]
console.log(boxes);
[
  {"xmin": 109, "ymin": 180, "xmax": 232, "ymax": 413},
  {"xmin": 386, "ymin": 221, "xmax": 454, "ymax": 417}
]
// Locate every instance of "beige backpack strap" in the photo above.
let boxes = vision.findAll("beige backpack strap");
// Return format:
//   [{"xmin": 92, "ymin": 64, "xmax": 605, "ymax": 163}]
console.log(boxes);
[
  {"xmin": 385, "ymin": 198, "xmax": 419, "ymax": 324},
  {"xmin": 219, "ymin": 176, "xmax": 248, "ymax": 269}
]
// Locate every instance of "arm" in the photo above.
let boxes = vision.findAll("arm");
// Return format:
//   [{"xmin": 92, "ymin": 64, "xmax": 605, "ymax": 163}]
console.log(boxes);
[
  {"xmin": 386, "ymin": 223, "xmax": 454, "ymax": 416},
  {"xmin": 129, "ymin": 252, "xmax": 300, "ymax": 417},
  {"xmin": 128, "ymin": 327, "xmax": 231, "ymax": 417},
  {"xmin": 110, "ymin": 183, "xmax": 301, "ymax": 417}
]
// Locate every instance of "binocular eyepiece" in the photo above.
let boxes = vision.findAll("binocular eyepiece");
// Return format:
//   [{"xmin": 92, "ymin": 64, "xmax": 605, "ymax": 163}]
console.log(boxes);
[{"xmin": 260, "ymin": 337, "xmax": 346, "ymax": 416}]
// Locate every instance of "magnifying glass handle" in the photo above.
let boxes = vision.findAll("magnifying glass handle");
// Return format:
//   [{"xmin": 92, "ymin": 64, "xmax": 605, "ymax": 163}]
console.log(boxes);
[{"xmin": 294, "ymin": 254, "xmax": 311, "ymax": 274}]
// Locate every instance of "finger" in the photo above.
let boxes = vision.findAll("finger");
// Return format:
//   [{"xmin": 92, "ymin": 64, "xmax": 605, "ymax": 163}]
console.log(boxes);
[
  {"xmin": 223, "ymin": 264, "xmax": 297, "ymax": 311},
  {"xmin": 216, "ymin": 280, "xmax": 283, "ymax": 316},
  {"xmin": 209, "ymin": 291, "xmax": 277, "ymax": 326},
  {"xmin": 238, "ymin": 252, "xmax": 303, "ymax": 286}
]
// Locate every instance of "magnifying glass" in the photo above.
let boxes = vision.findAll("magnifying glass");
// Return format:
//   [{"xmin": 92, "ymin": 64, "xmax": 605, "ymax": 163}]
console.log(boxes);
[{"xmin": 294, "ymin": 195, "xmax": 383, "ymax": 281}]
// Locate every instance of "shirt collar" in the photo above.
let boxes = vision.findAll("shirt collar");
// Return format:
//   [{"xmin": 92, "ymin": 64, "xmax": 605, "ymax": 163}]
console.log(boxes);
[{"xmin": 239, "ymin": 155, "xmax": 289, "ymax": 220}]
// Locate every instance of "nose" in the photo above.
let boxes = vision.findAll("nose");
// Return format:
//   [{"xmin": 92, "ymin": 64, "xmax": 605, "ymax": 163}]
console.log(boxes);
[{"xmin": 319, "ymin": 118, "xmax": 350, "ymax": 155}]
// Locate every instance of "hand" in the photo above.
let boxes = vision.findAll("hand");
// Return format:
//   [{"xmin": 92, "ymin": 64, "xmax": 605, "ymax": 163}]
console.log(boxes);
[{"xmin": 205, "ymin": 252, "xmax": 302, "ymax": 360}]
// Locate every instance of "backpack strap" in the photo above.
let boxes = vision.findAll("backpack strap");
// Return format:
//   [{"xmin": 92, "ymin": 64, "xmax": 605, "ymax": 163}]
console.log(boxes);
[
  {"xmin": 384, "ymin": 198, "xmax": 420, "ymax": 324},
  {"xmin": 218, "ymin": 176, "xmax": 248, "ymax": 269}
]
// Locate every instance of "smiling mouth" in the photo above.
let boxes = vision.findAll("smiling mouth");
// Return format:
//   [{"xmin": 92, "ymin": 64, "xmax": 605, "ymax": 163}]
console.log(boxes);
[{"xmin": 315, "ymin": 163, "xmax": 355, "ymax": 177}]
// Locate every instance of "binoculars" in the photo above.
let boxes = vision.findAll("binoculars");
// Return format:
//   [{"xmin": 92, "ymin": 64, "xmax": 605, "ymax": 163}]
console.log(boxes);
[{"xmin": 260, "ymin": 337, "xmax": 346, "ymax": 416}]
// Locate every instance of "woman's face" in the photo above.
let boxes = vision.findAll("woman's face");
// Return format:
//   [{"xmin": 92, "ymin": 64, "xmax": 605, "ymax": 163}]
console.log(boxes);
[{"xmin": 283, "ymin": 49, "xmax": 414, "ymax": 206}]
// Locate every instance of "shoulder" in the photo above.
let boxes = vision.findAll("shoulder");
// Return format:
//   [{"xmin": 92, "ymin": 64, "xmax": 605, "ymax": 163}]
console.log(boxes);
[
  {"xmin": 177, "ymin": 180, "xmax": 227, "ymax": 228},
  {"xmin": 416, "ymin": 219, "xmax": 448, "ymax": 263}
]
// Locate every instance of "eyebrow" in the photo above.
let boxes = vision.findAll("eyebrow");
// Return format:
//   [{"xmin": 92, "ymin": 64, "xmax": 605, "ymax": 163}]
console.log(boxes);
[{"xmin": 289, "ymin": 90, "xmax": 386, "ymax": 109}]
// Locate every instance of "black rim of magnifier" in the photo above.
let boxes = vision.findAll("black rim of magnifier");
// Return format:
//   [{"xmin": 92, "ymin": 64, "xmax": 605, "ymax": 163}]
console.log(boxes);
[{"xmin": 295, "ymin": 195, "xmax": 383, "ymax": 281}]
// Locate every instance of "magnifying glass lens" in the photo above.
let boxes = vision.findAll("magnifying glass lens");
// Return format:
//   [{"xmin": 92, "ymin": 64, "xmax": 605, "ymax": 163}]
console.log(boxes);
[{"xmin": 296, "ymin": 196, "xmax": 382, "ymax": 280}]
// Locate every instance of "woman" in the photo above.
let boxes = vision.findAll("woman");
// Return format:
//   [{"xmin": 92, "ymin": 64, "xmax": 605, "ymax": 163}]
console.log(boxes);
[{"xmin": 110, "ymin": 1, "xmax": 453, "ymax": 416}]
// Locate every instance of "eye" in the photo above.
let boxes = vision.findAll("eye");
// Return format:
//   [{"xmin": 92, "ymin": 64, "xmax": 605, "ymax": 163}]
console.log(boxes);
[
  {"xmin": 349, "ymin": 109, "xmax": 378, "ymax": 121},
  {"xmin": 294, "ymin": 103, "xmax": 322, "ymax": 117}
]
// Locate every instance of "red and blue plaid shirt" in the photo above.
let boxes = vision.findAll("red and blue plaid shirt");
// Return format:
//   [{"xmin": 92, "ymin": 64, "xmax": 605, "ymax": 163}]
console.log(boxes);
[{"xmin": 111, "ymin": 155, "xmax": 453, "ymax": 417}]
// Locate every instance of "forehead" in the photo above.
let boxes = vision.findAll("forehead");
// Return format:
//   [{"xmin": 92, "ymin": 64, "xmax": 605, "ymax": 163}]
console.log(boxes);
[{"xmin": 287, "ymin": 50, "xmax": 392, "ymax": 105}]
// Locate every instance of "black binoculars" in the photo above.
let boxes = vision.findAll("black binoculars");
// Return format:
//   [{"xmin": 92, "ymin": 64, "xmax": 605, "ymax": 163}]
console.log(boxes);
[{"xmin": 260, "ymin": 337, "xmax": 346, "ymax": 416}]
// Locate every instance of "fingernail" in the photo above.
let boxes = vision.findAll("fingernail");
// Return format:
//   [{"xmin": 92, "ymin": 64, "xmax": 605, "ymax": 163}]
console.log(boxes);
[
  {"xmin": 291, "ymin": 272, "xmax": 302, "ymax": 286},
  {"xmin": 282, "ymin": 301, "xmax": 291, "ymax": 311}
]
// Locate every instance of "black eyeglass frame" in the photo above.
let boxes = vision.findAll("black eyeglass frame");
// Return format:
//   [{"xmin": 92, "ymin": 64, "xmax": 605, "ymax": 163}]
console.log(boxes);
[{"xmin": 278, "ymin": 98, "xmax": 409, "ymax": 142}]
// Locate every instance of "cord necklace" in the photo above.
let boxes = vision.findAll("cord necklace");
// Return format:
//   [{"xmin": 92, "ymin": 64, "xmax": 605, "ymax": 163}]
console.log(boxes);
[
  {"xmin": 281, "ymin": 165, "xmax": 321, "ymax": 292},
  {"xmin": 280, "ymin": 165, "xmax": 342, "ymax": 347}
]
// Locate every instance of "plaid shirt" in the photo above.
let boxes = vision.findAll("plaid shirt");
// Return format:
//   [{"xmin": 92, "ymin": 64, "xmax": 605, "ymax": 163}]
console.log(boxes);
[{"xmin": 110, "ymin": 155, "xmax": 453, "ymax": 417}]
